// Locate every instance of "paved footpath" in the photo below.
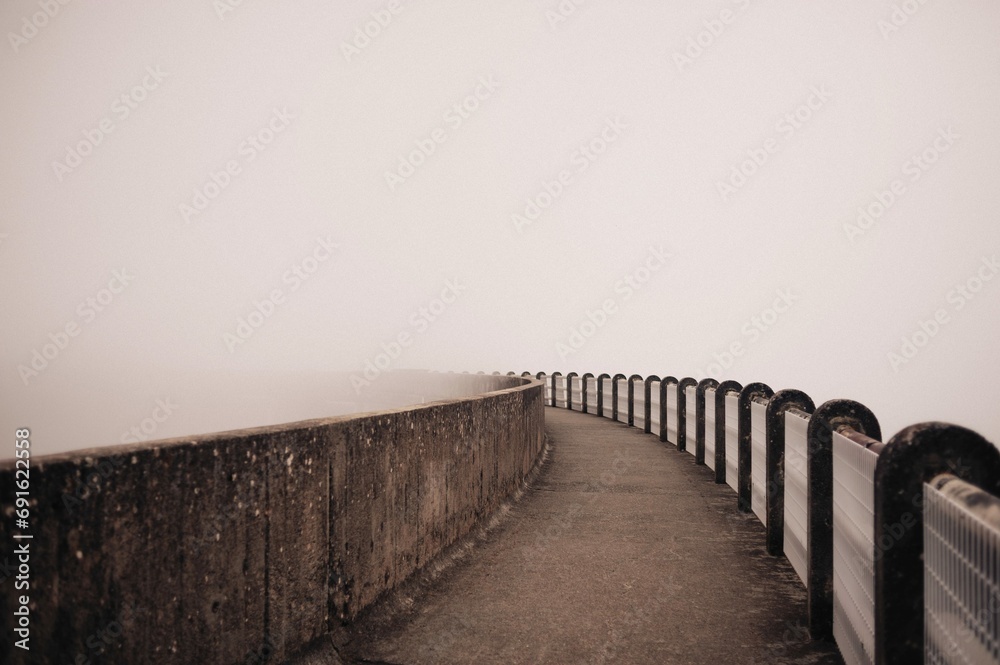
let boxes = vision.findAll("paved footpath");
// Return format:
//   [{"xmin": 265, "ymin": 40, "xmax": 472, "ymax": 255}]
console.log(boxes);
[{"xmin": 341, "ymin": 407, "xmax": 843, "ymax": 664}]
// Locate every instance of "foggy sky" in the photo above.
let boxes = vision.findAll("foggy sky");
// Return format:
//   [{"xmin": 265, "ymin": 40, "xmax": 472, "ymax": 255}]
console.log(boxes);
[{"xmin": 2, "ymin": 0, "xmax": 999, "ymax": 458}]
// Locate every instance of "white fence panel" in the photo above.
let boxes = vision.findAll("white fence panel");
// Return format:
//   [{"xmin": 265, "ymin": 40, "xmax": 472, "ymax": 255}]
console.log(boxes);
[
  {"xmin": 555, "ymin": 375, "xmax": 568, "ymax": 408},
  {"xmin": 725, "ymin": 393, "xmax": 739, "ymax": 491},
  {"xmin": 704, "ymin": 388, "xmax": 716, "ymax": 470},
  {"xmin": 783, "ymin": 409, "xmax": 810, "ymax": 586},
  {"xmin": 617, "ymin": 384, "xmax": 629, "ymax": 421},
  {"xmin": 832, "ymin": 431, "xmax": 878, "ymax": 665},
  {"xmin": 667, "ymin": 384, "xmax": 678, "ymax": 444},
  {"xmin": 585, "ymin": 377, "xmax": 598, "ymax": 412},
  {"xmin": 685, "ymin": 386, "xmax": 697, "ymax": 457},
  {"xmin": 632, "ymin": 380, "xmax": 645, "ymax": 430},
  {"xmin": 924, "ymin": 479, "xmax": 1000, "ymax": 664},
  {"xmin": 649, "ymin": 381, "xmax": 660, "ymax": 432},
  {"xmin": 750, "ymin": 399, "xmax": 767, "ymax": 524},
  {"xmin": 600, "ymin": 378, "xmax": 613, "ymax": 417}
]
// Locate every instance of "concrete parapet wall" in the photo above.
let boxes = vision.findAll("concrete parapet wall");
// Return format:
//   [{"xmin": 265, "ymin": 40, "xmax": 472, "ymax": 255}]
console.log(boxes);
[{"xmin": 0, "ymin": 375, "xmax": 544, "ymax": 664}]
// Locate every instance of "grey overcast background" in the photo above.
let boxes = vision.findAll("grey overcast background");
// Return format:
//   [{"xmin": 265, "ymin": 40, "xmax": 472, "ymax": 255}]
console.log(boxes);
[{"xmin": 2, "ymin": 0, "xmax": 998, "ymax": 458}]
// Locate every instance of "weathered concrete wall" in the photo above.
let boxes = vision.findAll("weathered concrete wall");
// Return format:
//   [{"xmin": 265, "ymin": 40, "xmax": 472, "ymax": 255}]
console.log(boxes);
[{"xmin": 0, "ymin": 375, "xmax": 544, "ymax": 664}]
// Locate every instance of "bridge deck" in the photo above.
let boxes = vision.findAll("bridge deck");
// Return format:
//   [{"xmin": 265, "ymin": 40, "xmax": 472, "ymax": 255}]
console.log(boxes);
[{"xmin": 340, "ymin": 407, "xmax": 843, "ymax": 664}]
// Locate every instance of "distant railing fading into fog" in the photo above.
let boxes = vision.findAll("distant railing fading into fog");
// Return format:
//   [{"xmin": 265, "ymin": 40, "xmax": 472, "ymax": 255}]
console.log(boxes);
[{"xmin": 512, "ymin": 370, "xmax": 1000, "ymax": 665}]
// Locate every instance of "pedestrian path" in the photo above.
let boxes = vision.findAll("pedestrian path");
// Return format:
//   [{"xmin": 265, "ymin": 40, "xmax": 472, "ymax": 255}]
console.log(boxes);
[{"xmin": 341, "ymin": 407, "xmax": 843, "ymax": 664}]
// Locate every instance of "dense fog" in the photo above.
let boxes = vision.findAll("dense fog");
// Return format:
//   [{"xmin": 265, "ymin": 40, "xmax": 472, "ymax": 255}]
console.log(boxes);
[{"xmin": 2, "ymin": 0, "xmax": 998, "ymax": 458}]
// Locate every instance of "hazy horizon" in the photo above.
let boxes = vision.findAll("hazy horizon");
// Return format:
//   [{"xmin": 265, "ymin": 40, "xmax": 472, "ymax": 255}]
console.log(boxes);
[{"xmin": 3, "ymin": 1, "xmax": 999, "ymax": 457}]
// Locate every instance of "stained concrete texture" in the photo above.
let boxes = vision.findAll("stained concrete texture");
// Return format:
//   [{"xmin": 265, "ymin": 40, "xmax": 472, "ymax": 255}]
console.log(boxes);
[{"xmin": 340, "ymin": 407, "xmax": 844, "ymax": 664}]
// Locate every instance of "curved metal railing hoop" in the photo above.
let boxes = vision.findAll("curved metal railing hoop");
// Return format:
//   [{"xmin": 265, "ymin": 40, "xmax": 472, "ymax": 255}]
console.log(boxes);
[
  {"xmin": 596, "ymin": 373, "xmax": 611, "ymax": 418},
  {"xmin": 737, "ymin": 382, "xmax": 774, "ymax": 513},
  {"xmin": 627, "ymin": 374, "xmax": 644, "ymax": 426},
  {"xmin": 643, "ymin": 375, "xmax": 661, "ymax": 434},
  {"xmin": 694, "ymin": 378, "xmax": 720, "ymax": 466},
  {"xmin": 873, "ymin": 422, "xmax": 1000, "ymax": 664},
  {"xmin": 658, "ymin": 376, "xmax": 679, "ymax": 443},
  {"xmin": 763, "ymin": 389, "xmax": 815, "ymax": 555},
  {"xmin": 565, "ymin": 372, "xmax": 579, "ymax": 411},
  {"xmin": 713, "ymin": 380, "xmax": 743, "ymax": 484},
  {"xmin": 581, "ymin": 372, "xmax": 595, "ymax": 414},
  {"xmin": 676, "ymin": 377, "xmax": 698, "ymax": 452},
  {"xmin": 549, "ymin": 371, "xmax": 563, "ymax": 408},
  {"xmin": 611, "ymin": 373, "xmax": 627, "ymax": 422},
  {"xmin": 805, "ymin": 398, "xmax": 880, "ymax": 641}
]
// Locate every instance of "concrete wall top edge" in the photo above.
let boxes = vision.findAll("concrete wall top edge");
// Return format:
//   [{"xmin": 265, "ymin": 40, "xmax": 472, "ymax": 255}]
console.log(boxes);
[{"xmin": 3, "ymin": 376, "xmax": 540, "ymax": 471}]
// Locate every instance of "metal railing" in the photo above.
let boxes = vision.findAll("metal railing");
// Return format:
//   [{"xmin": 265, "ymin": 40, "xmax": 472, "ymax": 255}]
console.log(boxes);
[
  {"xmin": 924, "ymin": 474, "xmax": 1000, "ymax": 663},
  {"xmin": 518, "ymin": 370, "xmax": 1000, "ymax": 665}
]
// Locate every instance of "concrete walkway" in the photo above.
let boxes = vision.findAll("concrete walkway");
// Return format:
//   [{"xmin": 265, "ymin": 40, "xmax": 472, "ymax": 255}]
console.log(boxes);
[{"xmin": 340, "ymin": 408, "xmax": 843, "ymax": 664}]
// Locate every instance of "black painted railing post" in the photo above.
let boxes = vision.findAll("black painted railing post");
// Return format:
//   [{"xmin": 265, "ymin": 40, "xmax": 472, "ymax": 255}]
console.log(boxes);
[
  {"xmin": 644, "ymin": 375, "xmax": 660, "ymax": 434},
  {"xmin": 581, "ymin": 373, "xmax": 594, "ymax": 414},
  {"xmin": 676, "ymin": 377, "xmax": 697, "ymax": 453},
  {"xmin": 660, "ymin": 376, "xmax": 678, "ymax": 443},
  {"xmin": 596, "ymin": 373, "xmax": 610, "ymax": 417},
  {"xmin": 695, "ymin": 378, "xmax": 719, "ymax": 466},
  {"xmin": 611, "ymin": 373, "xmax": 626, "ymax": 422},
  {"xmin": 805, "ymin": 399, "xmax": 880, "ymax": 641},
  {"xmin": 627, "ymin": 374, "xmax": 643, "ymax": 427},
  {"xmin": 737, "ymin": 383, "xmax": 774, "ymax": 513},
  {"xmin": 535, "ymin": 371, "xmax": 546, "ymax": 405},
  {"xmin": 873, "ymin": 423, "xmax": 1000, "ymax": 665},
  {"xmin": 714, "ymin": 381, "xmax": 742, "ymax": 484},
  {"xmin": 550, "ymin": 371, "xmax": 562, "ymax": 408},
  {"xmin": 764, "ymin": 390, "xmax": 815, "ymax": 556},
  {"xmin": 566, "ymin": 372, "xmax": 578, "ymax": 411},
  {"xmin": 626, "ymin": 377, "xmax": 634, "ymax": 426}
]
